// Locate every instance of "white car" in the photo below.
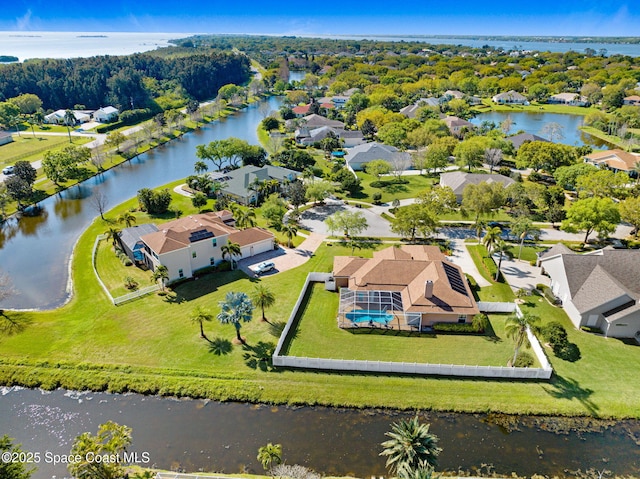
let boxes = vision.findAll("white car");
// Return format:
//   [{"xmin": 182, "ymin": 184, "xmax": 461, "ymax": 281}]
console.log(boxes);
[
  {"xmin": 2, "ymin": 165, "xmax": 14, "ymax": 175},
  {"xmin": 253, "ymin": 261, "xmax": 275, "ymax": 275}
]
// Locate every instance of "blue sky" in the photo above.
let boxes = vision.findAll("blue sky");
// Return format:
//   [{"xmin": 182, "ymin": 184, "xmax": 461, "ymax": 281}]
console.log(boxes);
[{"xmin": 1, "ymin": 0, "xmax": 639, "ymax": 36}]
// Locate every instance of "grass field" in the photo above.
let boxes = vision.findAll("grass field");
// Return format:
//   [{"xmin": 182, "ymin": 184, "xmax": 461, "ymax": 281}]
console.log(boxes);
[
  {"xmin": 1, "ymin": 185, "xmax": 640, "ymax": 418},
  {"xmin": 284, "ymin": 283, "xmax": 528, "ymax": 367},
  {"xmin": 0, "ymin": 134, "xmax": 90, "ymax": 168},
  {"xmin": 353, "ymin": 172, "xmax": 436, "ymax": 203}
]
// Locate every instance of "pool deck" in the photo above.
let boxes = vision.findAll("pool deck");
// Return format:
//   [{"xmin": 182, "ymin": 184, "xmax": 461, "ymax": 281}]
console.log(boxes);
[{"xmin": 339, "ymin": 311, "xmax": 421, "ymax": 333}]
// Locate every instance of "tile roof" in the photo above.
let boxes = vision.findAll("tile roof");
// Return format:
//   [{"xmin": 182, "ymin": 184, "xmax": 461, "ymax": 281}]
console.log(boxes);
[
  {"xmin": 141, "ymin": 212, "xmax": 237, "ymax": 254},
  {"xmin": 227, "ymin": 227, "xmax": 274, "ymax": 247},
  {"xmin": 584, "ymin": 149, "xmax": 640, "ymax": 171},
  {"xmin": 333, "ymin": 245, "xmax": 478, "ymax": 315}
]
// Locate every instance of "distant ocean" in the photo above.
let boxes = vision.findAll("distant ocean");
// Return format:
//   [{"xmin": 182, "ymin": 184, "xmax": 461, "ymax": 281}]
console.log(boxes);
[
  {"xmin": 1, "ymin": 31, "xmax": 639, "ymax": 61},
  {"xmin": 0, "ymin": 31, "xmax": 191, "ymax": 61}
]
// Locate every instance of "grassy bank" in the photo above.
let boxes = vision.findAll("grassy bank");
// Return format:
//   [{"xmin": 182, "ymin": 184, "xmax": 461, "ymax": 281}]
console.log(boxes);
[{"xmin": 1, "ymin": 186, "xmax": 640, "ymax": 418}]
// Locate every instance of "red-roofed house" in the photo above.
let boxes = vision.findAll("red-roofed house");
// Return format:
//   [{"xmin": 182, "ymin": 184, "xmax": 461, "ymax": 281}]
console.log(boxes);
[
  {"xmin": 333, "ymin": 245, "xmax": 479, "ymax": 330},
  {"xmin": 584, "ymin": 149, "xmax": 640, "ymax": 173},
  {"xmin": 140, "ymin": 212, "xmax": 274, "ymax": 282}
]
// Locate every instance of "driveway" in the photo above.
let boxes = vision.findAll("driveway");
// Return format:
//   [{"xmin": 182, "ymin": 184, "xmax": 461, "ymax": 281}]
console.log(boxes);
[
  {"xmin": 237, "ymin": 232, "xmax": 326, "ymax": 277},
  {"xmin": 447, "ymin": 239, "xmax": 491, "ymax": 287},
  {"xmin": 496, "ymin": 254, "xmax": 550, "ymax": 291},
  {"xmin": 299, "ymin": 204, "xmax": 394, "ymax": 237}
]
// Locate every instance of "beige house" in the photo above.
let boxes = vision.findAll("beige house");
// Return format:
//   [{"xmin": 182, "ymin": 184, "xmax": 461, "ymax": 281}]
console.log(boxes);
[
  {"xmin": 140, "ymin": 211, "xmax": 274, "ymax": 282},
  {"xmin": 584, "ymin": 149, "xmax": 640, "ymax": 174},
  {"xmin": 539, "ymin": 246, "xmax": 640, "ymax": 339},
  {"xmin": 333, "ymin": 245, "xmax": 479, "ymax": 330}
]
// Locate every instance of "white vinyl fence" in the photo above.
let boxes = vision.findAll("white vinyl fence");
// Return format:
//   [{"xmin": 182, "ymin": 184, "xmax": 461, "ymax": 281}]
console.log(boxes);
[
  {"xmin": 477, "ymin": 301, "xmax": 517, "ymax": 313},
  {"xmin": 92, "ymin": 234, "xmax": 159, "ymax": 305},
  {"xmin": 273, "ymin": 275, "xmax": 553, "ymax": 380}
]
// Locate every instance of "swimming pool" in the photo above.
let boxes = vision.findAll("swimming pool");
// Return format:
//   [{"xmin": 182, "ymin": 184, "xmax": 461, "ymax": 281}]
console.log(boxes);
[{"xmin": 345, "ymin": 309, "xmax": 394, "ymax": 324}]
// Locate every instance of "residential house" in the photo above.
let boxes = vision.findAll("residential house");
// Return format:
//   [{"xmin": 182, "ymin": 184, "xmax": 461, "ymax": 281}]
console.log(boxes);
[
  {"xmin": 548, "ymin": 93, "xmax": 588, "ymax": 106},
  {"xmin": 539, "ymin": 246, "xmax": 640, "ymax": 339},
  {"xmin": 44, "ymin": 109, "xmax": 92, "ymax": 125},
  {"xmin": 333, "ymin": 245, "xmax": 479, "ymax": 330},
  {"xmin": 298, "ymin": 114, "xmax": 345, "ymax": 129},
  {"xmin": 623, "ymin": 95, "xmax": 640, "ymax": 106},
  {"xmin": 399, "ymin": 97, "xmax": 441, "ymax": 119},
  {"xmin": 584, "ymin": 149, "xmax": 640, "ymax": 174},
  {"xmin": 295, "ymin": 126, "xmax": 364, "ymax": 148},
  {"xmin": 119, "ymin": 223, "xmax": 161, "ymax": 264},
  {"xmin": 440, "ymin": 171, "xmax": 515, "ymax": 203},
  {"xmin": 507, "ymin": 133, "xmax": 550, "ymax": 151},
  {"xmin": 443, "ymin": 90, "xmax": 465, "ymax": 100},
  {"xmin": 442, "ymin": 116, "xmax": 475, "ymax": 138},
  {"xmin": 492, "ymin": 90, "xmax": 528, "ymax": 104},
  {"xmin": 140, "ymin": 211, "xmax": 274, "ymax": 282},
  {"xmin": 344, "ymin": 142, "xmax": 411, "ymax": 171},
  {"xmin": 93, "ymin": 106, "xmax": 119, "ymax": 123},
  {"xmin": 0, "ymin": 130, "xmax": 13, "ymax": 146},
  {"xmin": 213, "ymin": 165, "xmax": 302, "ymax": 205}
]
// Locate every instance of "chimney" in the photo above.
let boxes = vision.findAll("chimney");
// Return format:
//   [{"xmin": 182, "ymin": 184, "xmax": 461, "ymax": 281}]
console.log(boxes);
[{"xmin": 425, "ymin": 280, "xmax": 433, "ymax": 299}]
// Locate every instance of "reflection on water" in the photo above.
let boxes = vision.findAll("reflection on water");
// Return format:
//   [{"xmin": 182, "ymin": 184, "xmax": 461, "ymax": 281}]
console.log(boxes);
[
  {"xmin": 1, "ymin": 388, "xmax": 638, "ymax": 479},
  {"xmin": 0, "ymin": 96, "xmax": 284, "ymax": 309}
]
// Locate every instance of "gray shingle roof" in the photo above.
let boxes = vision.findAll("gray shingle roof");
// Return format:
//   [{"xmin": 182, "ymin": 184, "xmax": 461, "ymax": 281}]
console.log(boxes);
[
  {"xmin": 507, "ymin": 133, "xmax": 550, "ymax": 150},
  {"xmin": 560, "ymin": 250, "xmax": 640, "ymax": 313},
  {"xmin": 345, "ymin": 142, "xmax": 410, "ymax": 168},
  {"xmin": 215, "ymin": 165, "xmax": 300, "ymax": 200},
  {"xmin": 439, "ymin": 171, "xmax": 515, "ymax": 197}
]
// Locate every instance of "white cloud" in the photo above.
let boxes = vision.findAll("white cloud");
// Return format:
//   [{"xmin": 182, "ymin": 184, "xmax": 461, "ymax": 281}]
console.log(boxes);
[{"xmin": 16, "ymin": 9, "xmax": 32, "ymax": 30}]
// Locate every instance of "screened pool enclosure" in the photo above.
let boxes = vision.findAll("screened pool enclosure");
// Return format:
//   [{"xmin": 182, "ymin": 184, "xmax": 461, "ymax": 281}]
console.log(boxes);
[{"xmin": 337, "ymin": 288, "xmax": 422, "ymax": 330}]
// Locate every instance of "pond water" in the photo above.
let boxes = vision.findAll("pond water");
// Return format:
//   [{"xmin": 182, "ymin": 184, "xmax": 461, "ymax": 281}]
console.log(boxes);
[
  {"xmin": 0, "ymin": 95, "xmax": 284, "ymax": 310},
  {"xmin": 1, "ymin": 387, "xmax": 639, "ymax": 479},
  {"xmin": 470, "ymin": 111, "xmax": 612, "ymax": 148}
]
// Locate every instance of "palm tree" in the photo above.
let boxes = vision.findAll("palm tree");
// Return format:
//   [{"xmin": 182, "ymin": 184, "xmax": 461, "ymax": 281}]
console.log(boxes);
[
  {"xmin": 104, "ymin": 226, "xmax": 121, "ymax": 248},
  {"xmin": 190, "ymin": 305, "xmax": 213, "ymax": 341},
  {"xmin": 194, "ymin": 160, "xmax": 209, "ymax": 175},
  {"xmin": 151, "ymin": 265, "xmax": 169, "ymax": 292},
  {"xmin": 257, "ymin": 442, "xmax": 282, "ymax": 474},
  {"xmin": 282, "ymin": 222, "xmax": 298, "ymax": 248},
  {"xmin": 474, "ymin": 220, "xmax": 485, "ymax": 244},
  {"xmin": 504, "ymin": 311, "xmax": 541, "ymax": 366},
  {"xmin": 235, "ymin": 207, "xmax": 257, "ymax": 229},
  {"xmin": 399, "ymin": 465, "xmax": 438, "ymax": 479},
  {"xmin": 482, "ymin": 226, "xmax": 502, "ymax": 254},
  {"xmin": 217, "ymin": 291, "xmax": 254, "ymax": 344},
  {"xmin": 64, "ymin": 109, "xmax": 75, "ymax": 143},
  {"xmin": 117, "ymin": 211, "xmax": 136, "ymax": 228},
  {"xmin": 221, "ymin": 241, "xmax": 242, "ymax": 270},
  {"xmin": 493, "ymin": 239, "xmax": 512, "ymax": 281},
  {"xmin": 380, "ymin": 416, "xmax": 441, "ymax": 476},
  {"xmin": 252, "ymin": 284, "xmax": 276, "ymax": 323},
  {"xmin": 511, "ymin": 217, "xmax": 540, "ymax": 261}
]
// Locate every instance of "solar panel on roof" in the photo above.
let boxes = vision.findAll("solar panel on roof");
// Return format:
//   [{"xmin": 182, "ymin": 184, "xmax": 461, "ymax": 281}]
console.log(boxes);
[
  {"xmin": 442, "ymin": 262, "xmax": 469, "ymax": 297},
  {"xmin": 189, "ymin": 229, "xmax": 214, "ymax": 243}
]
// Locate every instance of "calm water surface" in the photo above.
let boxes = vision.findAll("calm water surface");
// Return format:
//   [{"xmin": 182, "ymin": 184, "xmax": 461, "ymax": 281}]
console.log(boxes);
[
  {"xmin": 0, "ymin": 95, "xmax": 284, "ymax": 309},
  {"xmin": 471, "ymin": 111, "xmax": 611, "ymax": 148},
  {"xmin": 1, "ymin": 387, "xmax": 639, "ymax": 479}
]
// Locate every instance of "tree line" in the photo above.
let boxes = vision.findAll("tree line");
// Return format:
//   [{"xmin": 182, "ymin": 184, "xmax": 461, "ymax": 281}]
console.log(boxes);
[{"xmin": 0, "ymin": 51, "xmax": 250, "ymax": 112}]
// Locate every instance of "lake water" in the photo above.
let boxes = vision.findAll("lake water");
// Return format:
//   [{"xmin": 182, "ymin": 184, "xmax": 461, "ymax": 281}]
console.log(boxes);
[
  {"xmin": 0, "ymin": 31, "xmax": 188, "ymax": 61},
  {"xmin": 0, "ymin": 95, "xmax": 284, "ymax": 310},
  {"xmin": 1, "ymin": 387, "xmax": 639, "ymax": 479},
  {"xmin": 470, "ymin": 111, "xmax": 611, "ymax": 148},
  {"xmin": 317, "ymin": 35, "xmax": 640, "ymax": 57}
]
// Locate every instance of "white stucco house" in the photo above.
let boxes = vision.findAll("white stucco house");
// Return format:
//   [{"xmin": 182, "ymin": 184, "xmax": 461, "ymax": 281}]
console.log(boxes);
[
  {"xmin": 539, "ymin": 245, "xmax": 640, "ymax": 339},
  {"xmin": 139, "ymin": 211, "xmax": 274, "ymax": 282},
  {"xmin": 94, "ymin": 106, "xmax": 119, "ymax": 123}
]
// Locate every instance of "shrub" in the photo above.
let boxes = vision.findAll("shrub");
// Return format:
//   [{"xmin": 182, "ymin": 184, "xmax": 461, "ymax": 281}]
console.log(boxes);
[
  {"xmin": 542, "ymin": 321, "xmax": 568, "ymax": 345},
  {"xmin": 554, "ymin": 342, "xmax": 581, "ymax": 362},
  {"xmin": 482, "ymin": 255, "xmax": 499, "ymax": 280},
  {"xmin": 217, "ymin": 260, "xmax": 232, "ymax": 272},
  {"xmin": 498, "ymin": 166, "xmax": 512, "ymax": 177},
  {"xmin": 123, "ymin": 258, "xmax": 133, "ymax": 266},
  {"xmin": 372, "ymin": 192, "xmax": 382, "ymax": 204},
  {"xmin": 472, "ymin": 313, "xmax": 490, "ymax": 333},
  {"xmin": 432, "ymin": 322, "xmax": 477, "ymax": 333},
  {"xmin": 513, "ymin": 351, "xmax": 534, "ymax": 368},
  {"xmin": 369, "ymin": 178, "xmax": 409, "ymax": 188},
  {"xmin": 528, "ymin": 171, "xmax": 542, "ymax": 182},
  {"xmin": 124, "ymin": 276, "xmax": 139, "ymax": 290}
]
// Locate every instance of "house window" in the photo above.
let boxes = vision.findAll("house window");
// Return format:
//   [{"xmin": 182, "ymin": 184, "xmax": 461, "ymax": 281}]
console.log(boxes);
[
  {"xmin": 210, "ymin": 257, "xmax": 215, "ymax": 266},
  {"xmin": 212, "ymin": 238, "xmax": 217, "ymax": 247},
  {"xmin": 192, "ymin": 251, "xmax": 197, "ymax": 258},
  {"xmin": 178, "ymin": 269, "xmax": 184, "ymax": 278},
  {"xmin": 457, "ymin": 315, "xmax": 467, "ymax": 323}
]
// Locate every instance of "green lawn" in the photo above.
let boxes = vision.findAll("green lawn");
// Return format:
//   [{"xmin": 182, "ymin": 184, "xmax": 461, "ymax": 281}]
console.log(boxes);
[
  {"xmin": 352, "ymin": 172, "xmax": 436, "ymax": 203},
  {"xmin": 0, "ymin": 134, "xmax": 89, "ymax": 168},
  {"xmin": 473, "ymin": 100, "xmax": 599, "ymax": 116},
  {"xmin": 285, "ymin": 283, "xmax": 524, "ymax": 367},
  {"xmin": 95, "ymin": 238, "xmax": 154, "ymax": 297},
  {"xmin": 1, "ymin": 183, "xmax": 640, "ymax": 417}
]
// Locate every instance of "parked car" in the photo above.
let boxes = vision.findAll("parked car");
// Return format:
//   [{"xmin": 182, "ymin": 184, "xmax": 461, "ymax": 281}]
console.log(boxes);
[
  {"xmin": 253, "ymin": 261, "xmax": 275, "ymax": 275},
  {"xmin": 2, "ymin": 165, "xmax": 14, "ymax": 175}
]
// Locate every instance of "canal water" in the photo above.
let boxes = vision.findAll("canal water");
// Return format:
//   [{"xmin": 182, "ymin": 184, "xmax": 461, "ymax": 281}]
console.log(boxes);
[
  {"xmin": 0, "ymin": 95, "xmax": 284, "ymax": 310},
  {"xmin": 470, "ymin": 111, "xmax": 611, "ymax": 148},
  {"xmin": 1, "ymin": 387, "xmax": 639, "ymax": 479}
]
